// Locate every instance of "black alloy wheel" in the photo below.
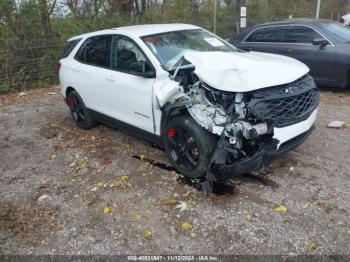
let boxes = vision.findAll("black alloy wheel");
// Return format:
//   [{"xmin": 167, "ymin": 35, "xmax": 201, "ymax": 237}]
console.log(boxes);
[
  {"xmin": 163, "ymin": 116, "xmax": 217, "ymax": 179},
  {"xmin": 67, "ymin": 91, "xmax": 97, "ymax": 129}
]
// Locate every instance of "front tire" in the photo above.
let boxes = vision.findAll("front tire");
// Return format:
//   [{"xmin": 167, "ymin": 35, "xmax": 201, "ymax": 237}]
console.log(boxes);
[
  {"xmin": 163, "ymin": 116, "xmax": 217, "ymax": 179},
  {"xmin": 67, "ymin": 91, "xmax": 97, "ymax": 129}
]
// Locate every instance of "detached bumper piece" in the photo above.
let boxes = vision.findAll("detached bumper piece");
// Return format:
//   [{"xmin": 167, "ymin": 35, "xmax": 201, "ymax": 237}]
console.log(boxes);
[{"xmin": 202, "ymin": 125, "xmax": 315, "ymax": 194}]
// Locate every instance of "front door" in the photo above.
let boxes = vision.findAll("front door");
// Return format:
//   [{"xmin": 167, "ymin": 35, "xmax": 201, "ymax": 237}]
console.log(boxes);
[{"xmin": 104, "ymin": 35, "xmax": 155, "ymax": 133}]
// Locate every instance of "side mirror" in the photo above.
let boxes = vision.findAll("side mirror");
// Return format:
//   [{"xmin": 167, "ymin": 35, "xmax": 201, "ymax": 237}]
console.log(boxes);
[
  {"xmin": 130, "ymin": 61, "xmax": 156, "ymax": 78},
  {"xmin": 313, "ymin": 38, "xmax": 329, "ymax": 47}
]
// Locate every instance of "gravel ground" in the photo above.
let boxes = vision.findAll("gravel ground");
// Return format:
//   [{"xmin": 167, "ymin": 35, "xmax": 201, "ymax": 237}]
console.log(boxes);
[{"xmin": 0, "ymin": 87, "xmax": 349, "ymax": 255}]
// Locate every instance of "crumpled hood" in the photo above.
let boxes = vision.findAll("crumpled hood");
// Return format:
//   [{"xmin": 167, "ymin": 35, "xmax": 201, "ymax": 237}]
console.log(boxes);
[{"xmin": 183, "ymin": 51, "xmax": 309, "ymax": 92}]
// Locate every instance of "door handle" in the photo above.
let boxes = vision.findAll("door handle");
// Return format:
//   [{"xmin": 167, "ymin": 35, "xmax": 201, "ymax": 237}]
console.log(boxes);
[
  {"xmin": 73, "ymin": 66, "xmax": 80, "ymax": 72},
  {"xmin": 281, "ymin": 49, "xmax": 293, "ymax": 53},
  {"xmin": 106, "ymin": 75, "xmax": 116, "ymax": 81}
]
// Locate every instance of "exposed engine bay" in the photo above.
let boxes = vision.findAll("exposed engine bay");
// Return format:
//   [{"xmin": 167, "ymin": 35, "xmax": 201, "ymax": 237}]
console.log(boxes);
[
  {"xmin": 167, "ymin": 62, "xmax": 274, "ymax": 154},
  {"xmin": 159, "ymin": 58, "xmax": 319, "ymax": 193}
]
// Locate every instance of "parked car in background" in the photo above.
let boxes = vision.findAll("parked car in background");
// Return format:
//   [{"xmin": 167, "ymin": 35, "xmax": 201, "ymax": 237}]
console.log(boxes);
[
  {"xmin": 58, "ymin": 24, "xmax": 319, "ymax": 192},
  {"xmin": 230, "ymin": 19, "xmax": 350, "ymax": 88}
]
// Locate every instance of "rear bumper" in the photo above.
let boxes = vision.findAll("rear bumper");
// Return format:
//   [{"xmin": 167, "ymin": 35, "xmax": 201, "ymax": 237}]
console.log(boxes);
[{"xmin": 210, "ymin": 125, "xmax": 315, "ymax": 179}]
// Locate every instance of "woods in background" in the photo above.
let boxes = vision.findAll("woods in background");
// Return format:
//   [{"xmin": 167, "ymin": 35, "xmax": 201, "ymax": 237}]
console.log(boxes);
[{"xmin": 0, "ymin": 0, "xmax": 349, "ymax": 92}]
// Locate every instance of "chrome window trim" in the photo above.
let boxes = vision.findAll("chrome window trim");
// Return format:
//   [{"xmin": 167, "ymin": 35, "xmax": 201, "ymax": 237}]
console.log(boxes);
[{"xmin": 242, "ymin": 24, "xmax": 335, "ymax": 47}]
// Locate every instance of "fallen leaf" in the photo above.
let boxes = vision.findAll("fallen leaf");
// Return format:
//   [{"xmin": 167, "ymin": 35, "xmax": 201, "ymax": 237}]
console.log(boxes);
[
  {"xmin": 274, "ymin": 205, "xmax": 288, "ymax": 213},
  {"xmin": 110, "ymin": 177, "xmax": 132, "ymax": 189},
  {"xmin": 97, "ymin": 181, "xmax": 107, "ymax": 187},
  {"xmin": 103, "ymin": 207, "xmax": 114, "ymax": 214},
  {"xmin": 90, "ymin": 135, "xmax": 96, "ymax": 141},
  {"xmin": 308, "ymin": 242, "xmax": 319, "ymax": 250},
  {"xmin": 99, "ymin": 136, "xmax": 111, "ymax": 143},
  {"xmin": 175, "ymin": 201, "xmax": 194, "ymax": 212},
  {"xmin": 244, "ymin": 212, "xmax": 253, "ymax": 220},
  {"xmin": 133, "ymin": 214, "xmax": 142, "ymax": 222},
  {"xmin": 181, "ymin": 222, "xmax": 193, "ymax": 231},
  {"xmin": 140, "ymin": 155, "xmax": 145, "ymax": 161},
  {"xmin": 190, "ymin": 232, "xmax": 197, "ymax": 238},
  {"xmin": 100, "ymin": 157, "xmax": 112, "ymax": 166},
  {"xmin": 303, "ymin": 203, "xmax": 309, "ymax": 209},
  {"xmin": 144, "ymin": 230, "xmax": 152, "ymax": 238},
  {"xmin": 160, "ymin": 199, "xmax": 179, "ymax": 206},
  {"xmin": 84, "ymin": 200, "xmax": 93, "ymax": 207},
  {"xmin": 121, "ymin": 176, "xmax": 129, "ymax": 182}
]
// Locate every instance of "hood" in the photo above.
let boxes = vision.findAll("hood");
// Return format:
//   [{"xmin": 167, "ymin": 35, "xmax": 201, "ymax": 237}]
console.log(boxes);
[{"xmin": 183, "ymin": 51, "xmax": 309, "ymax": 92}]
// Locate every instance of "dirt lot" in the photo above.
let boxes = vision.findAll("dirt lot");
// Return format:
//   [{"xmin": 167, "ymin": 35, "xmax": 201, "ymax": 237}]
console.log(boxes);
[{"xmin": 0, "ymin": 87, "xmax": 349, "ymax": 255}]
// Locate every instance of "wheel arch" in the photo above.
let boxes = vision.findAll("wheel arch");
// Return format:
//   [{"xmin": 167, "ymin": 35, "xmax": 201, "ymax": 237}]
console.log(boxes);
[
  {"xmin": 65, "ymin": 86, "xmax": 76, "ymax": 101},
  {"xmin": 160, "ymin": 105, "xmax": 188, "ymax": 132}
]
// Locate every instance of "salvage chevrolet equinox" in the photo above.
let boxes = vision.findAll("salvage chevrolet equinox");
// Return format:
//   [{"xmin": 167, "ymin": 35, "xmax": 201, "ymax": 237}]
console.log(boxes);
[{"xmin": 58, "ymin": 24, "xmax": 319, "ymax": 193}]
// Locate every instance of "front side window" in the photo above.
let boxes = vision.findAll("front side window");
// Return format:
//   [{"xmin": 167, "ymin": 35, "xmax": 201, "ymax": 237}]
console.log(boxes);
[
  {"xmin": 246, "ymin": 27, "xmax": 283, "ymax": 43},
  {"xmin": 141, "ymin": 29, "xmax": 236, "ymax": 69},
  {"xmin": 319, "ymin": 22, "xmax": 350, "ymax": 43},
  {"xmin": 110, "ymin": 36, "xmax": 147, "ymax": 72},
  {"xmin": 283, "ymin": 26, "xmax": 321, "ymax": 44},
  {"xmin": 75, "ymin": 35, "xmax": 111, "ymax": 67}
]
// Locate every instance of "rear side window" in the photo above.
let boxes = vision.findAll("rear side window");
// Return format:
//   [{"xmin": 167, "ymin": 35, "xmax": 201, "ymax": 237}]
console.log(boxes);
[
  {"xmin": 245, "ymin": 27, "xmax": 283, "ymax": 43},
  {"xmin": 63, "ymin": 39, "xmax": 81, "ymax": 58},
  {"xmin": 75, "ymin": 35, "xmax": 112, "ymax": 67},
  {"xmin": 283, "ymin": 26, "xmax": 321, "ymax": 44}
]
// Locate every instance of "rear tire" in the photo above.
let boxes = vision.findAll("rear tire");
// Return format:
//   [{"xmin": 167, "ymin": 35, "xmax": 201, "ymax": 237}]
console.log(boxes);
[
  {"xmin": 67, "ymin": 91, "xmax": 97, "ymax": 129},
  {"xmin": 163, "ymin": 115, "xmax": 217, "ymax": 179}
]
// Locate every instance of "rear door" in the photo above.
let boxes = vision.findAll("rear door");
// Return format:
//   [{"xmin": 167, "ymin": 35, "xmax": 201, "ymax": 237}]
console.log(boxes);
[
  {"xmin": 281, "ymin": 25, "xmax": 336, "ymax": 82},
  {"xmin": 240, "ymin": 26, "xmax": 283, "ymax": 54},
  {"xmin": 70, "ymin": 35, "xmax": 113, "ymax": 116}
]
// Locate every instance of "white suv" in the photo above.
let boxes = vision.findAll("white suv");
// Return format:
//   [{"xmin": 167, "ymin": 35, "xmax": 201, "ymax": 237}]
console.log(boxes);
[{"xmin": 58, "ymin": 24, "xmax": 319, "ymax": 192}]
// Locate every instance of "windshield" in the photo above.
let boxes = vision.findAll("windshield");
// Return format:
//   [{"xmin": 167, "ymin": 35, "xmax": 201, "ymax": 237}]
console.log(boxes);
[
  {"xmin": 141, "ymin": 29, "xmax": 236, "ymax": 69},
  {"xmin": 319, "ymin": 23, "xmax": 350, "ymax": 43}
]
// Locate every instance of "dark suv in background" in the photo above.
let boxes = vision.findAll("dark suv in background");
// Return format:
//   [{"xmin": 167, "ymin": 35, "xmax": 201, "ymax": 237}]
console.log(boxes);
[{"xmin": 230, "ymin": 19, "xmax": 350, "ymax": 89}]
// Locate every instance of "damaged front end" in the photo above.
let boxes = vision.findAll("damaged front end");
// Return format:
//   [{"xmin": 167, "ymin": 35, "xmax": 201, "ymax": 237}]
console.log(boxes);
[{"xmin": 158, "ymin": 58, "xmax": 319, "ymax": 194}]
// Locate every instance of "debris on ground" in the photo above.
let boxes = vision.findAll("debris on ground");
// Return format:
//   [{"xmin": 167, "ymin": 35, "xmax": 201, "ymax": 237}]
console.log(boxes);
[{"xmin": 327, "ymin": 120, "xmax": 346, "ymax": 129}]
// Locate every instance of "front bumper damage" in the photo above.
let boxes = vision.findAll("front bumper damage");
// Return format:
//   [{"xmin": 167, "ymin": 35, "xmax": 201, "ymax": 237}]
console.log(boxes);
[
  {"xmin": 156, "ymin": 64, "xmax": 319, "ymax": 194},
  {"xmin": 202, "ymin": 125, "xmax": 315, "ymax": 194}
]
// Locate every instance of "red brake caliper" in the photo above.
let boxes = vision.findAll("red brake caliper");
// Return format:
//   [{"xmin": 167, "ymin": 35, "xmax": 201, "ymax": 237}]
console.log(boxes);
[
  {"xmin": 168, "ymin": 128, "xmax": 177, "ymax": 138},
  {"xmin": 68, "ymin": 97, "xmax": 75, "ymax": 110}
]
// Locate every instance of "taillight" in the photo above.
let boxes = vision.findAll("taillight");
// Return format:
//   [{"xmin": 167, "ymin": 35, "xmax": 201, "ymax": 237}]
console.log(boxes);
[{"xmin": 55, "ymin": 62, "xmax": 61, "ymax": 73}]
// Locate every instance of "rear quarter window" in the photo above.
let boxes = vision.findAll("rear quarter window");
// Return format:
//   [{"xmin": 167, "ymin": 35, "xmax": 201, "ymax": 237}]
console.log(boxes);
[
  {"xmin": 63, "ymin": 39, "xmax": 81, "ymax": 58},
  {"xmin": 74, "ymin": 35, "xmax": 112, "ymax": 68}
]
